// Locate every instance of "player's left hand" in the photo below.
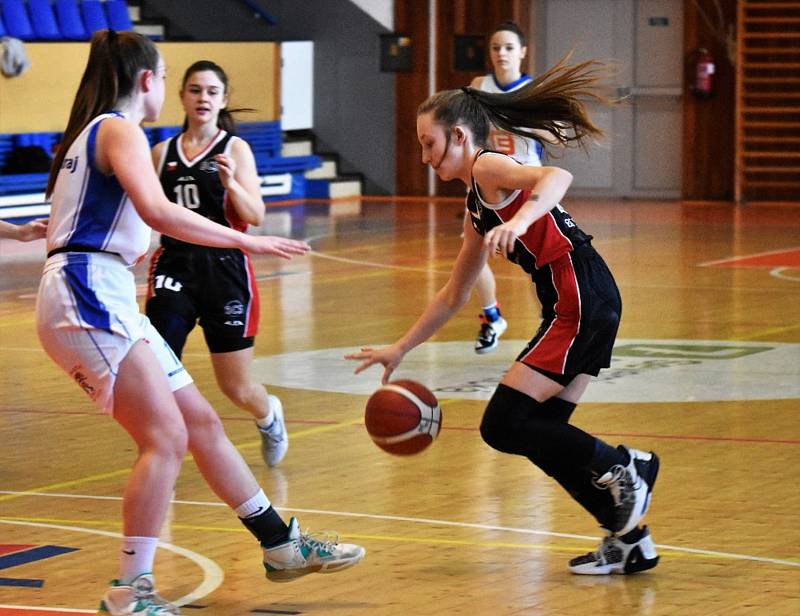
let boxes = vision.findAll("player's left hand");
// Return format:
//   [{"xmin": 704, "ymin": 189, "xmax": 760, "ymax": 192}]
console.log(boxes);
[{"xmin": 214, "ymin": 154, "xmax": 236, "ymax": 187}]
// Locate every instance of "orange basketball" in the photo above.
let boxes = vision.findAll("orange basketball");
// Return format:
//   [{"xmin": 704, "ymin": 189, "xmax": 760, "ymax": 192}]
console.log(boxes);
[{"xmin": 364, "ymin": 379, "xmax": 442, "ymax": 455}]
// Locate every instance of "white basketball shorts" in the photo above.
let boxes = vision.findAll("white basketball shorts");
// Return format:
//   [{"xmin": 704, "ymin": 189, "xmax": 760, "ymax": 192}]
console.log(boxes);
[{"xmin": 35, "ymin": 252, "xmax": 193, "ymax": 414}]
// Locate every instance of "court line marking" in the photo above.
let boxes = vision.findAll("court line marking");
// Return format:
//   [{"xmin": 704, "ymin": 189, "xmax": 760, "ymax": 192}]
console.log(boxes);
[
  {"xmin": 698, "ymin": 247, "xmax": 800, "ymax": 268},
  {"xmin": 2, "ymin": 494, "xmax": 797, "ymax": 569},
  {"xmin": 0, "ymin": 605, "xmax": 94, "ymax": 613},
  {"xmin": 0, "ymin": 519, "xmax": 224, "ymax": 610}
]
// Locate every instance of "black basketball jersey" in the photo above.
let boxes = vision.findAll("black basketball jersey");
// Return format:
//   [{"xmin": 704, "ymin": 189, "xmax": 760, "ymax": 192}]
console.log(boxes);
[
  {"xmin": 157, "ymin": 130, "xmax": 247, "ymax": 248},
  {"xmin": 466, "ymin": 150, "xmax": 592, "ymax": 273}
]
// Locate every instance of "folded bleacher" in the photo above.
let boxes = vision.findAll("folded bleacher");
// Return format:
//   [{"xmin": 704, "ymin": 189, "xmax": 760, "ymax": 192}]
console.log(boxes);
[
  {"xmin": 0, "ymin": 122, "xmax": 322, "ymax": 220},
  {"xmin": 0, "ymin": 0, "xmax": 133, "ymax": 41}
]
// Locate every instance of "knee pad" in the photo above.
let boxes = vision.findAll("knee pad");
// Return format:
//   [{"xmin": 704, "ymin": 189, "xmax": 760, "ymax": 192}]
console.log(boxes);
[{"xmin": 480, "ymin": 384, "xmax": 543, "ymax": 455}]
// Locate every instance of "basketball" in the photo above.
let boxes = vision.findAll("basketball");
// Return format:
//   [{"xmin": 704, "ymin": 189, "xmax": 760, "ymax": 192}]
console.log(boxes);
[{"xmin": 364, "ymin": 379, "xmax": 442, "ymax": 455}]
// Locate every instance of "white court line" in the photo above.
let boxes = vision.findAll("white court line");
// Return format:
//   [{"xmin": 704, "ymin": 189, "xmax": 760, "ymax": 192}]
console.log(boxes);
[
  {"xmin": 771, "ymin": 266, "xmax": 800, "ymax": 282},
  {"xmin": 0, "ymin": 518, "xmax": 224, "ymax": 609},
  {"xmin": 2, "ymin": 490, "xmax": 797, "ymax": 569},
  {"xmin": 698, "ymin": 246, "xmax": 800, "ymax": 268}
]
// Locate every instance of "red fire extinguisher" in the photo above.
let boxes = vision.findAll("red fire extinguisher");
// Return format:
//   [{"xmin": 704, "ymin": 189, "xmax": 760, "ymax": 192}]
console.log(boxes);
[{"xmin": 692, "ymin": 48, "xmax": 715, "ymax": 98}]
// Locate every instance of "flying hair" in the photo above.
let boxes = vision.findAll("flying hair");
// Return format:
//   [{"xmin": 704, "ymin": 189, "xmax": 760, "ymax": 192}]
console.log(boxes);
[{"xmin": 419, "ymin": 51, "xmax": 615, "ymax": 156}]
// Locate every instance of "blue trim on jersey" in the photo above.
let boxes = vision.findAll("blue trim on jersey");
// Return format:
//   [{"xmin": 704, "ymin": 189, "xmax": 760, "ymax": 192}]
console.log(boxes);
[
  {"xmin": 63, "ymin": 253, "xmax": 112, "ymax": 333},
  {"xmin": 491, "ymin": 72, "xmax": 532, "ymax": 92},
  {"xmin": 66, "ymin": 116, "xmax": 127, "ymax": 251}
]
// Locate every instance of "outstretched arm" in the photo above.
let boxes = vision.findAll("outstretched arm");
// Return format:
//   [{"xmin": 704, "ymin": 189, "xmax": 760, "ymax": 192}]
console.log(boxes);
[
  {"xmin": 100, "ymin": 118, "xmax": 308, "ymax": 258},
  {"xmin": 346, "ymin": 216, "xmax": 489, "ymax": 383},
  {"xmin": 0, "ymin": 219, "xmax": 47, "ymax": 241}
]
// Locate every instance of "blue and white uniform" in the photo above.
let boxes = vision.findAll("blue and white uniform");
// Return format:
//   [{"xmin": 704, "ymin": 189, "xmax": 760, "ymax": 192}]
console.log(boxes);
[
  {"xmin": 36, "ymin": 113, "xmax": 193, "ymax": 414},
  {"xmin": 477, "ymin": 73, "xmax": 543, "ymax": 166}
]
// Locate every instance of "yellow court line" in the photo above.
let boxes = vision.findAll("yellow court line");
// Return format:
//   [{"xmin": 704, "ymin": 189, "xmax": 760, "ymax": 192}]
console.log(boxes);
[
  {"xmin": 736, "ymin": 322, "xmax": 800, "ymax": 340},
  {"xmin": 3, "ymin": 416, "xmax": 367, "ymax": 498},
  {"xmin": 0, "ymin": 468, "xmax": 130, "ymax": 503}
]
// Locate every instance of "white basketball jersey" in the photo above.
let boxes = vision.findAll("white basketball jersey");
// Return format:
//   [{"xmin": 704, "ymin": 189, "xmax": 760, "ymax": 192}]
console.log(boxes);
[
  {"xmin": 478, "ymin": 73, "xmax": 542, "ymax": 166},
  {"xmin": 47, "ymin": 113, "xmax": 151, "ymax": 265}
]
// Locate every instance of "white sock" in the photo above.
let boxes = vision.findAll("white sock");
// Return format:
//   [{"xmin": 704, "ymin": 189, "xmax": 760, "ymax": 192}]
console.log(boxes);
[
  {"xmin": 234, "ymin": 489, "xmax": 271, "ymax": 519},
  {"xmin": 255, "ymin": 396, "xmax": 276, "ymax": 429},
  {"xmin": 119, "ymin": 536, "xmax": 159, "ymax": 584}
]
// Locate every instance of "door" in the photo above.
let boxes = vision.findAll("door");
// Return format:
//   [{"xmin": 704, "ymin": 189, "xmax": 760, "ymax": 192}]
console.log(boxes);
[
  {"xmin": 281, "ymin": 41, "xmax": 314, "ymax": 131},
  {"xmin": 536, "ymin": 0, "xmax": 683, "ymax": 198}
]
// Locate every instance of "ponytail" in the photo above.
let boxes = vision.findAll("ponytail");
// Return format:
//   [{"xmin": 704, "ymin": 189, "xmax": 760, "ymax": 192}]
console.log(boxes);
[{"xmin": 47, "ymin": 30, "xmax": 159, "ymax": 197}]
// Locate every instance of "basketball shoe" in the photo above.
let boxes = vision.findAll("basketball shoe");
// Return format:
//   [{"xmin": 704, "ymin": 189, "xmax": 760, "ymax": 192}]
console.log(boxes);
[
  {"xmin": 97, "ymin": 573, "xmax": 179, "ymax": 615},
  {"xmin": 569, "ymin": 526, "xmax": 659, "ymax": 575},
  {"xmin": 475, "ymin": 315, "xmax": 508, "ymax": 354},
  {"xmin": 593, "ymin": 445, "xmax": 659, "ymax": 535},
  {"xmin": 263, "ymin": 517, "xmax": 365, "ymax": 582},
  {"xmin": 258, "ymin": 395, "xmax": 288, "ymax": 467}
]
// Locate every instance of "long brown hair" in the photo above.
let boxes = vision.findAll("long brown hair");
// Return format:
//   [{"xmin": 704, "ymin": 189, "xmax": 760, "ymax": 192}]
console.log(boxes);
[
  {"xmin": 419, "ymin": 52, "xmax": 613, "ymax": 155},
  {"xmin": 179, "ymin": 60, "xmax": 255, "ymax": 134},
  {"xmin": 47, "ymin": 30, "xmax": 159, "ymax": 197}
]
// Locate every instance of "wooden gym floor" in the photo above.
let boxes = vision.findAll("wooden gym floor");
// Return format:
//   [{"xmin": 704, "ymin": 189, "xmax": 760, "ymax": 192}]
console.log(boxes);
[{"xmin": 0, "ymin": 197, "xmax": 798, "ymax": 615}]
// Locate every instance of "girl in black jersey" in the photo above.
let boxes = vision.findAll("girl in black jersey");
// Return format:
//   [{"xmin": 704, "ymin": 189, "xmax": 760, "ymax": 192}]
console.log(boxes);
[
  {"xmin": 348, "ymin": 55, "xmax": 661, "ymax": 576},
  {"xmin": 145, "ymin": 61, "xmax": 290, "ymax": 468}
]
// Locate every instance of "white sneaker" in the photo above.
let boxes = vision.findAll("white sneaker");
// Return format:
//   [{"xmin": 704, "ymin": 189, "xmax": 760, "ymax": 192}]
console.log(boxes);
[
  {"xmin": 98, "ymin": 573, "xmax": 179, "ymax": 614},
  {"xmin": 569, "ymin": 526, "xmax": 659, "ymax": 575},
  {"xmin": 263, "ymin": 517, "xmax": 365, "ymax": 582},
  {"xmin": 474, "ymin": 315, "xmax": 508, "ymax": 354},
  {"xmin": 258, "ymin": 395, "xmax": 288, "ymax": 467},
  {"xmin": 593, "ymin": 446, "xmax": 658, "ymax": 535}
]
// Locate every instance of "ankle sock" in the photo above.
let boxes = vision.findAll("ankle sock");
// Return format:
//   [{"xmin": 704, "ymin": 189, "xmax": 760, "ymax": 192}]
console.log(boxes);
[{"xmin": 482, "ymin": 303, "xmax": 501, "ymax": 322}]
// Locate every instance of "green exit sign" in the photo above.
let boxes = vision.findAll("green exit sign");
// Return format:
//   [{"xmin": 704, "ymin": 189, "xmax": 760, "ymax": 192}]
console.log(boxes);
[{"xmin": 648, "ymin": 16, "xmax": 670, "ymax": 26}]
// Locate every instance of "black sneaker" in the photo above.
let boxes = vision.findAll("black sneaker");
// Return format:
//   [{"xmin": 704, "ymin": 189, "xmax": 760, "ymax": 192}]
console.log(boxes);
[
  {"xmin": 593, "ymin": 445, "xmax": 659, "ymax": 535},
  {"xmin": 569, "ymin": 526, "xmax": 660, "ymax": 575},
  {"xmin": 474, "ymin": 315, "xmax": 507, "ymax": 354}
]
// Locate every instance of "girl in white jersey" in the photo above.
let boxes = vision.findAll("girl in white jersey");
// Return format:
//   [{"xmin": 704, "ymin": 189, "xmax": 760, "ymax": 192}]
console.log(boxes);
[
  {"xmin": 468, "ymin": 21, "xmax": 543, "ymax": 354},
  {"xmin": 349, "ymin": 54, "xmax": 660, "ymax": 578},
  {"xmin": 36, "ymin": 30, "xmax": 363, "ymax": 616}
]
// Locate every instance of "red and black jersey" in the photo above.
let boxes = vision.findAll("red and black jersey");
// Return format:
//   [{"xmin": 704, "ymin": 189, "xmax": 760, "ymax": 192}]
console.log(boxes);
[
  {"xmin": 466, "ymin": 150, "xmax": 591, "ymax": 273},
  {"xmin": 156, "ymin": 130, "xmax": 247, "ymax": 248}
]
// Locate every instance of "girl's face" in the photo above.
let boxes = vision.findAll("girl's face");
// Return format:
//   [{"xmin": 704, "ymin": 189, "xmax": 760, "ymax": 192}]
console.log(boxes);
[
  {"xmin": 489, "ymin": 29, "xmax": 526, "ymax": 75},
  {"xmin": 180, "ymin": 70, "xmax": 228, "ymax": 125},
  {"xmin": 143, "ymin": 56, "xmax": 167, "ymax": 123},
  {"xmin": 417, "ymin": 111, "xmax": 469, "ymax": 183}
]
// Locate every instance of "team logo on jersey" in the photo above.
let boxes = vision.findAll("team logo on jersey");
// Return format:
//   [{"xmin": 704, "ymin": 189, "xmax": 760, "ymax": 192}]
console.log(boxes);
[
  {"xmin": 199, "ymin": 160, "xmax": 218, "ymax": 173},
  {"xmin": 166, "ymin": 161, "xmax": 178, "ymax": 172},
  {"xmin": 224, "ymin": 300, "xmax": 244, "ymax": 316},
  {"xmin": 61, "ymin": 156, "xmax": 79, "ymax": 174},
  {"xmin": 177, "ymin": 175, "xmax": 195, "ymax": 182}
]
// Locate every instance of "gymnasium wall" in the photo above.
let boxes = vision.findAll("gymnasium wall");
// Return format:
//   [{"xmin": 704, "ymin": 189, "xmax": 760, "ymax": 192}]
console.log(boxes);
[
  {"xmin": 0, "ymin": 42, "xmax": 279, "ymax": 133},
  {"xmin": 140, "ymin": 0, "xmax": 397, "ymax": 195}
]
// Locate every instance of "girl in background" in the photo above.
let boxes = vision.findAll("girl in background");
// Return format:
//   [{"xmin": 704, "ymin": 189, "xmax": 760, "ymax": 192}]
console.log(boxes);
[
  {"xmin": 145, "ymin": 61, "xmax": 288, "ymax": 468},
  {"xmin": 468, "ymin": 20, "xmax": 543, "ymax": 354}
]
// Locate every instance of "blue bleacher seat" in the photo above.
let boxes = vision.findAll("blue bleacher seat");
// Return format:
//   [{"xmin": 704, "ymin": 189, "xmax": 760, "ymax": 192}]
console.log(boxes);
[
  {"xmin": 28, "ymin": 0, "xmax": 63, "ymax": 40},
  {"xmin": 55, "ymin": 0, "xmax": 87, "ymax": 39},
  {"xmin": 1, "ymin": 0, "xmax": 36, "ymax": 40},
  {"xmin": 104, "ymin": 0, "xmax": 132, "ymax": 31},
  {"xmin": 80, "ymin": 0, "xmax": 108, "ymax": 34}
]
